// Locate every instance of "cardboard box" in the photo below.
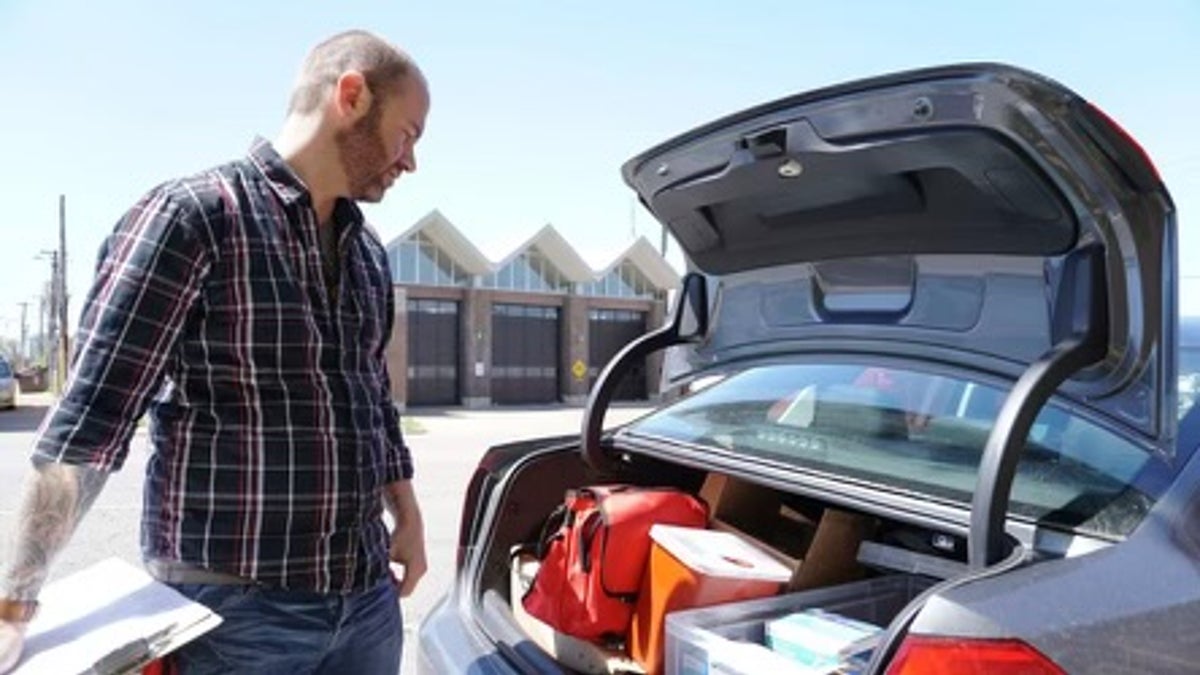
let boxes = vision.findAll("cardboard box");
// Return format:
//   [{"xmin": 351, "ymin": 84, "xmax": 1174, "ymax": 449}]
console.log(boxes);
[
  {"xmin": 788, "ymin": 509, "xmax": 876, "ymax": 592},
  {"xmin": 700, "ymin": 474, "xmax": 816, "ymax": 562},
  {"xmin": 629, "ymin": 525, "xmax": 792, "ymax": 674}
]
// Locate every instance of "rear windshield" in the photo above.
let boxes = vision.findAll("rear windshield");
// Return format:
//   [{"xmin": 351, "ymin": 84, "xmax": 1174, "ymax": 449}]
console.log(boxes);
[
  {"xmin": 626, "ymin": 363, "xmax": 1167, "ymax": 539},
  {"xmin": 0, "ymin": 361, "xmax": 11, "ymax": 378}
]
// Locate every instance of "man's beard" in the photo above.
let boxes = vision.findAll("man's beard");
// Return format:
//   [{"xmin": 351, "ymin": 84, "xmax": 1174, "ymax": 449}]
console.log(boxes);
[{"xmin": 335, "ymin": 103, "xmax": 390, "ymax": 203}]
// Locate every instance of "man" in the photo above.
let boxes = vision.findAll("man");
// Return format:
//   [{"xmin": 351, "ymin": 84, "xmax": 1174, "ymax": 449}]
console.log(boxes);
[{"xmin": 0, "ymin": 30, "xmax": 429, "ymax": 674}]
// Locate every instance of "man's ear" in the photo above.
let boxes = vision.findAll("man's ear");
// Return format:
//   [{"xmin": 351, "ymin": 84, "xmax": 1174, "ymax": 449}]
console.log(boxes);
[{"xmin": 332, "ymin": 71, "xmax": 373, "ymax": 123}]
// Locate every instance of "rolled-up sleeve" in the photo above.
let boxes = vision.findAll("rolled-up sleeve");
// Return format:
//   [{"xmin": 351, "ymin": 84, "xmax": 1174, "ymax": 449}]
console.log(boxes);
[
  {"xmin": 379, "ymin": 374, "xmax": 414, "ymax": 482},
  {"xmin": 34, "ymin": 186, "xmax": 212, "ymax": 471}
]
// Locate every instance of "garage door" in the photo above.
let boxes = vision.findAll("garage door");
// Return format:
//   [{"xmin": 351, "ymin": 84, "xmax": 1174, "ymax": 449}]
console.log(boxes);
[
  {"xmin": 407, "ymin": 298, "xmax": 459, "ymax": 406},
  {"xmin": 588, "ymin": 309, "xmax": 647, "ymax": 400},
  {"xmin": 492, "ymin": 304, "xmax": 559, "ymax": 404}
]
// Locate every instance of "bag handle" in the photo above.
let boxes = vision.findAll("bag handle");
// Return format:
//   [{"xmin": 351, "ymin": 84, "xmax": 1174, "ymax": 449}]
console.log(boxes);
[
  {"xmin": 577, "ymin": 511, "xmax": 605, "ymax": 573},
  {"xmin": 531, "ymin": 503, "xmax": 569, "ymax": 561}
]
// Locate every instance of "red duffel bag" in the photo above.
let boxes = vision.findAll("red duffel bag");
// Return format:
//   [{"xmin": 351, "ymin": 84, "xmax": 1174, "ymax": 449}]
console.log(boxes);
[{"xmin": 521, "ymin": 484, "xmax": 709, "ymax": 645}]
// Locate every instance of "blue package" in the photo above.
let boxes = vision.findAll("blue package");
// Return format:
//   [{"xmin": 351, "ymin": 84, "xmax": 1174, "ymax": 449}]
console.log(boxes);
[{"xmin": 765, "ymin": 609, "xmax": 881, "ymax": 671}]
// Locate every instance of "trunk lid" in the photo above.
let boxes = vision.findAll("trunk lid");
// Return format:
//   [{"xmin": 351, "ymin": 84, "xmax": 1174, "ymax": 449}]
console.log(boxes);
[{"xmin": 623, "ymin": 64, "xmax": 1177, "ymax": 450}]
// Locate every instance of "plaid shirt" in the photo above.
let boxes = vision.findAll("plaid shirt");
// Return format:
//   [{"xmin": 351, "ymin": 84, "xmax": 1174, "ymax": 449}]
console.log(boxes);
[{"xmin": 35, "ymin": 139, "xmax": 412, "ymax": 593}]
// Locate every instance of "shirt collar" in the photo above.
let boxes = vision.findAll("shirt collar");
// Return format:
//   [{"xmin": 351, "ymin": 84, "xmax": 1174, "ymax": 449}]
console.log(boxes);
[
  {"xmin": 246, "ymin": 137, "xmax": 364, "ymax": 232},
  {"xmin": 247, "ymin": 137, "xmax": 309, "ymax": 205}
]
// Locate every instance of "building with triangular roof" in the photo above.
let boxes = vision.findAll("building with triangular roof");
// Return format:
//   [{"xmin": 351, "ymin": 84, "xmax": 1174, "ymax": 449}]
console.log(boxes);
[{"xmin": 381, "ymin": 211, "xmax": 679, "ymax": 407}]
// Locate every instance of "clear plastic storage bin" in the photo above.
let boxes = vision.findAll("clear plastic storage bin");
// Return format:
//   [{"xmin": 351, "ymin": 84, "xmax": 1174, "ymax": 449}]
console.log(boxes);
[{"xmin": 665, "ymin": 575, "xmax": 935, "ymax": 675}]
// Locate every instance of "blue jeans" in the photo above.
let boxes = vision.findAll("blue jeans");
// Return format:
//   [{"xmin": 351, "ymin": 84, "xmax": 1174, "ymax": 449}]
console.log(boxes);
[{"xmin": 166, "ymin": 578, "xmax": 402, "ymax": 675}]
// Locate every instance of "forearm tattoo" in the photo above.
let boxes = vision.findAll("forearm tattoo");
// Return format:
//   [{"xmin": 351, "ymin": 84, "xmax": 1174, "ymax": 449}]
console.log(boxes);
[{"xmin": 1, "ymin": 463, "xmax": 109, "ymax": 600}]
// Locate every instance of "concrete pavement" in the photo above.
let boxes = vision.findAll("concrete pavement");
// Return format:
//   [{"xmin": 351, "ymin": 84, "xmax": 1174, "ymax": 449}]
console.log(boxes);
[{"xmin": 0, "ymin": 393, "xmax": 652, "ymax": 673}]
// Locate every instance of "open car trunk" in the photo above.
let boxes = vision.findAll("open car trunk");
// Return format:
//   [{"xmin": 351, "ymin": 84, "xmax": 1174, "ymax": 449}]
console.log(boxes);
[
  {"xmin": 465, "ymin": 438, "xmax": 977, "ymax": 674},
  {"xmin": 452, "ymin": 62, "xmax": 1177, "ymax": 674}
]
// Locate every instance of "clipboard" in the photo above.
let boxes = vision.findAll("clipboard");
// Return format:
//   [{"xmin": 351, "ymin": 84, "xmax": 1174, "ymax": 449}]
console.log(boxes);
[{"xmin": 12, "ymin": 557, "xmax": 222, "ymax": 675}]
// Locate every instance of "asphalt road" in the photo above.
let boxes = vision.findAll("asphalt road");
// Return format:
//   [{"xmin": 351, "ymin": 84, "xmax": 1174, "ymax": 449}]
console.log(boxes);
[{"xmin": 0, "ymin": 392, "xmax": 651, "ymax": 673}]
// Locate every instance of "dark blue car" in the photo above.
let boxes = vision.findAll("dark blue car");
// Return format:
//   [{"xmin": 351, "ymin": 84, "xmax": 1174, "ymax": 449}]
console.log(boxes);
[{"xmin": 419, "ymin": 64, "xmax": 1199, "ymax": 674}]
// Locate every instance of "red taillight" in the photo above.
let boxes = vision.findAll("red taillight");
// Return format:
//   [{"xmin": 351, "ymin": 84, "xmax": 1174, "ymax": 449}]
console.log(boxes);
[
  {"xmin": 886, "ymin": 636, "xmax": 1065, "ymax": 675},
  {"xmin": 1085, "ymin": 102, "xmax": 1162, "ymax": 186}
]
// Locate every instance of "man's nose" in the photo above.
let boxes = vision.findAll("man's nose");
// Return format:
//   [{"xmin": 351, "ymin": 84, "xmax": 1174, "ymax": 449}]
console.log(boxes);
[{"xmin": 401, "ymin": 151, "xmax": 417, "ymax": 174}]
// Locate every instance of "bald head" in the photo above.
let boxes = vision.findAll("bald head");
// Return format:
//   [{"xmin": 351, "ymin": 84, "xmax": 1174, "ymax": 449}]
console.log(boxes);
[{"xmin": 288, "ymin": 30, "xmax": 424, "ymax": 115}]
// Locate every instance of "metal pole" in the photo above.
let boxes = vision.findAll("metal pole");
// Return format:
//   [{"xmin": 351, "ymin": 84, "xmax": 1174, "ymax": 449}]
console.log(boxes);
[
  {"xmin": 58, "ymin": 195, "xmax": 69, "ymax": 390},
  {"xmin": 47, "ymin": 252, "xmax": 58, "ymax": 389},
  {"xmin": 17, "ymin": 301, "xmax": 28, "ymax": 367},
  {"xmin": 38, "ymin": 294, "xmax": 46, "ymax": 365}
]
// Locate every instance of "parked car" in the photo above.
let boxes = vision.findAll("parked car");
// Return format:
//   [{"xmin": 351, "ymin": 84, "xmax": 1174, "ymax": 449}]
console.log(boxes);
[
  {"xmin": 418, "ymin": 64, "xmax": 1197, "ymax": 674},
  {"xmin": 0, "ymin": 357, "xmax": 17, "ymax": 410}
]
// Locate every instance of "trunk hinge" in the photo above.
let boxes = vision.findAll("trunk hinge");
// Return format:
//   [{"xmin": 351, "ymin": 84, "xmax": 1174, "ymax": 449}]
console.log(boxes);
[
  {"xmin": 968, "ymin": 244, "xmax": 1109, "ymax": 569},
  {"xmin": 582, "ymin": 273, "xmax": 709, "ymax": 469}
]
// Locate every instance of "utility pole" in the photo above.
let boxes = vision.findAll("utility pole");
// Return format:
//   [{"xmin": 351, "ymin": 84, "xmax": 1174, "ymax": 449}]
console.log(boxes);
[
  {"xmin": 17, "ymin": 301, "xmax": 29, "ymax": 367},
  {"xmin": 37, "ymin": 290, "xmax": 46, "ymax": 366},
  {"xmin": 37, "ymin": 250, "xmax": 59, "ymax": 386},
  {"xmin": 58, "ymin": 194, "xmax": 69, "ymax": 390}
]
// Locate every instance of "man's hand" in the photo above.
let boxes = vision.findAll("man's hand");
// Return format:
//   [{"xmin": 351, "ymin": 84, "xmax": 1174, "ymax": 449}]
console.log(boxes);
[
  {"xmin": 383, "ymin": 480, "xmax": 427, "ymax": 598},
  {"xmin": 388, "ymin": 515, "xmax": 427, "ymax": 598},
  {"xmin": 0, "ymin": 621, "xmax": 26, "ymax": 674}
]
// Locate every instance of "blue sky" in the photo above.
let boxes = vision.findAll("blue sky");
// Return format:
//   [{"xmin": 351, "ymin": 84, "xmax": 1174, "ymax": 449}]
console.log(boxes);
[{"xmin": 1, "ymin": 0, "xmax": 1198, "ymax": 339}]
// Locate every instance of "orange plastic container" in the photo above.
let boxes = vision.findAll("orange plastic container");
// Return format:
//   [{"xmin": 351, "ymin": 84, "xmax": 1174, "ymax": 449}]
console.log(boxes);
[{"xmin": 629, "ymin": 524, "xmax": 793, "ymax": 674}]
